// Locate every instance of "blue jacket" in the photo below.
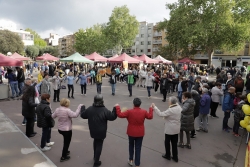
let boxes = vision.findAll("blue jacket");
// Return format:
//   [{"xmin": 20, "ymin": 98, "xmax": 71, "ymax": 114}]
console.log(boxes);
[
  {"xmin": 78, "ymin": 74, "xmax": 90, "ymax": 85},
  {"xmin": 199, "ymin": 93, "xmax": 211, "ymax": 114},
  {"xmin": 5, "ymin": 72, "xmax": 18, "ymax": 83},
  {"xmin": 222, "ymin": 92, "xmax": 234, "ymax": 112},
  {"xmin": 65, "ymin": 76, "xmax": 77, "ymax": 85}
]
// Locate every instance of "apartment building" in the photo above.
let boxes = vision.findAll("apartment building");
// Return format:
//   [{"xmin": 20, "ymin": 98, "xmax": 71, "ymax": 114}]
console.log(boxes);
[
  {"xmin": 44, "ymin": 33, "xmax": 60, "ymax": 46},
  {"xmin": 152, "ymin": 24, "xmax": 169, "ymax": 56},
  {"xmin": 58, "ymin": 34, "xmax": 75, "ymax": 57},
  {"xmin": 131, "ymin": 21, "xmax": 154, "ymax": 57}
]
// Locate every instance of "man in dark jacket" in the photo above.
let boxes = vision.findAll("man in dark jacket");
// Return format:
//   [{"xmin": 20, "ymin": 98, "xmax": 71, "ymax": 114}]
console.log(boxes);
[
  {"xmin": 190, "ymin": 90, "xmax": 200, "ymax": 138},
  {"xmin": 160, "ymin": 74, "xmax": 169, "ymax": 102},
  {"xmin": 192, "ymin": 76, "xmax": 202, "ymax": 94},
  {"xmin": 16, "ymin": 67, "xmax": 25, "ymax": 96},
  {"xmin": 81, "ymin": 94, "xmax": 117, "ymax": 167},
  {"xmin": 222, "ymin": 87, "xmax": 235, "ymax": 132},
  {"xmin": 5, "ymin": 68, "xmax": 19, "ymax": 98}
]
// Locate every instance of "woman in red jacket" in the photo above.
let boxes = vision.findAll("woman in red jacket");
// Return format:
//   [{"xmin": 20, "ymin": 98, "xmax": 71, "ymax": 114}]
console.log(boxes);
[{"xmin": 115, "ymin": 98, "xmax": 153, "ymax": 167}]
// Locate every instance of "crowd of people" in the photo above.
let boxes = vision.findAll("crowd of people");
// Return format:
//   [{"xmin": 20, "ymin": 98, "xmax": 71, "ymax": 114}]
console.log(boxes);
[{"xmin": 1, "ymin": 60, "xmax": 249, "ymax": 167}]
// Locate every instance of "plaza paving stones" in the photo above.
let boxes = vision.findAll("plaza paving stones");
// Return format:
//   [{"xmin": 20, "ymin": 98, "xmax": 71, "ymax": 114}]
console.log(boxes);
[{"xmin": 0, "ymin": 76, "xmax": 246, "ymax": 167}]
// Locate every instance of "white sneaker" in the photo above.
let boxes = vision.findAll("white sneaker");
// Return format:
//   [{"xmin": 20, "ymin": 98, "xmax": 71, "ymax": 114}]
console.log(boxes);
[
  {"xmin": 128, "ymin": 159, "xmax": 133, "ymax": 166},
  {"xmin": 46, "ymin": 142, "xmax": 55, "ymax": 147},
  {"xmin": 41, "ymin": 146, "xmax": 51, "ymax": 152},
  {"xmin": 22, "ymin": 123, "xmax": 26, "ymax": 126}
]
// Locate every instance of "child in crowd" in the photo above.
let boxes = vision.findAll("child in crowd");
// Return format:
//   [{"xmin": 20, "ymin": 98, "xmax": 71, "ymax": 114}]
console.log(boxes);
[
  {"xmin": 233, "ymin": 92, "xmax": 242, "ymax": 109},
  {"xmin": 233, "ymin": 95, "xmax": 246, "ymax": 137}
]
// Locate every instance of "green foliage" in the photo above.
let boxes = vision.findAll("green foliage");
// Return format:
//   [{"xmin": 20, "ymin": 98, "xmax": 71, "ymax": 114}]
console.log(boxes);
[
  {"xmin": 39, "ymin": 46, "xmax": 59, "ymax": 56},
  {"xmin": 25, "ymin": 45, "xmax": 39, "ymax": 58},
  {"xmin": 25, "ymin": 28, "xmax": 47, "ymax": 47},
  {"xmin": 0, "ymin": 30, "xmax": 24, "ymax": 54},
  {"xmin": 104, "ymin": 5, "xmax": 139, "ymax": 54},
  {"xmin": 75, "ymin": 24, "xmax": 110, "ymax": 55},
  {"xmin": 160, "ymin": 0, "xmax": 250, "ymax": 64}
]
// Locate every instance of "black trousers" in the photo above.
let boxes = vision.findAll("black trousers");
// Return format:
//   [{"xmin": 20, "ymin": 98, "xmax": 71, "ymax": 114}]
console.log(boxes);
[
  {"xmin": 26, "ymin": 117, "xmax": 34, "ymax": 136},
  {"xmin": 154, "ymin": 82, "xmax": 159, "ymax": 92},
  {"xmin": 128, "ymin": 84, "xmax": 132, "ymax": 96},
  {"xmin": 53, "ymin": 89, "xmax": 60, "ymax": 101},
  {"xmin": 41, "ymin": 127, "xmax": 51, "ymax": 148},
  {"xmin": 165, "ymin": 134, "xmax": 178, "ymax": 159},
  {"xmin": 58, "ymin": 130, "xmax": 72, "ymax": 157},
  {"xmin": 93, "ymin": 139, "xmax": 104, "ymax": 163},
  {"xmin": 67, "ymin": 85, "xmax": 74, "ymax": 97},
  {"xmin": 81, "ymin": 84, "xmax": 86, "ymax": 94},
  {"xmin": 162, "ymin": 89, "xmax": 167, "ymax": 100},
  {"xmin": 210, "ymin": 101, "xmax": 219, "ymax": 117},
  {"xmin": 236, "ymin": 87, "xmax": 243, "ymax": 93}
]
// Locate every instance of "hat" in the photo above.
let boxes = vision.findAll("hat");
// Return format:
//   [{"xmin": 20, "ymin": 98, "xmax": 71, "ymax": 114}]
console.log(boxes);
[{"xmin": 202, "ymin": 88, "xmax": 208, "ymax": 93}]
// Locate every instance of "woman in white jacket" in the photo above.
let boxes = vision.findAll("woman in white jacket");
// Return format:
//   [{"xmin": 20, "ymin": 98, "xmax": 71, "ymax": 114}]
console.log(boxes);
[
  {"xmin": 51, "ymin": 72, "xmax": 64, "ymax": 102},
  {"xmin": 143, "ymin": 72, "xmax": 155, "ymax": 98},
  {"xmin": 152, "ymin": 96, "xmax": 182, "ymax": 162}
]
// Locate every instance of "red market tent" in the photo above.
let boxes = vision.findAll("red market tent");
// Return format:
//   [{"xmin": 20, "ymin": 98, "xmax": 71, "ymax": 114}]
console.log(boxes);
[
  {"xmin": 137, "ymin": 54, "xmax": 159, "ymax": 64},
  {"xmin": 0, "ymin": 53, "xmax": 23, "ymax": 66},
  {"xmin": 133, "ymin": 55, "xmax": 139, "ymax": 58},
  {"xmin": 9, "ymin": 52, "xmax": 30, "ymax": 61},
  {"xmin": 36, "ymin": 53, "xmax": 59, "ymax": 61},
  {"xmin": 108, "ymin": 54, "xmax": 119, "ymax": 60},
  {"xmin": 178, "ymin": 57, "xmax": 196, "ymax": 64},
  {"xmin": 154, "ymin": 55, "xmax": 172, "ymax": 64},
  {"xmin": 109, "ymin": 53, "xmax": 140, "ymax": 63},
  {"xmin": 85, "ymin": 52, "xmax": 108, "ymax": 62}
]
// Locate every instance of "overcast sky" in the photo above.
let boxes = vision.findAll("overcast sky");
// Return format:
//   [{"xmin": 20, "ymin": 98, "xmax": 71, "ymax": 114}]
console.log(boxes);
[{"xmin": 0, "ymin": 0, "xmax": 176, "ymax": 38}]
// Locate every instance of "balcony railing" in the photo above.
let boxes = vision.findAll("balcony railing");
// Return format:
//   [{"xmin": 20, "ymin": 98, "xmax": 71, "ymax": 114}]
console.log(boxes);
[
  {"xmin": 153, "ymin": 33, "xmax": 162, "ymax": 37},
  {"xmin": 152, "ymin": 48, "xmax": 159, "ymax": 52},
  {"xmin": 153, "ymin": 40, "xmax": 162, "ymax": 44}
]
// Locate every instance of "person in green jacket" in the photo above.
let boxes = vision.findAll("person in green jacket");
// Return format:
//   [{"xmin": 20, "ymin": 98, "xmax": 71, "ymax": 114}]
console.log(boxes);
[{"xmin": 126, "ymin": 70, "xmax": 134, "ymax": 97}]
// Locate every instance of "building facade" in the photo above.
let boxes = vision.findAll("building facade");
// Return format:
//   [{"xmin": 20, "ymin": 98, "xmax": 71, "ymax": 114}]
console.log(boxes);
[
  {"xmin": 152, "ymin": 24, "xmax": 168, "ymax": 57},
  {"xmin": 44, "ymin": 33, "xmax": 60, "ymax": 46},
  {"xmin": 58, "ymin": 34, "xmax": 75, "ymax": 57}
]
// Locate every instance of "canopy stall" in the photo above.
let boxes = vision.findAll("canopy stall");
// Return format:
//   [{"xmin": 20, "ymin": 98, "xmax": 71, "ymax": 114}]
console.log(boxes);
[
  {"xmin": 36, "ymin": 53, "xmax": 59, "ymax": 61},
  {"xmin": 108, "ymin": 53, "xmax": 140, "ymax": 63},
  {"xmin": 108, "ymin": 54, "xmax": 119, "ymax": 60},
  {"xmin": 133, "ymin": 55, "xmax": 139, "ymax": 58},
  {"xmin": 85, "ymin": 52, "xmax": 108, "ymax": 62},
  {"xmin": 154, "ymin": 55, "xmax": 172, "ymax": 64},
  {"xmin": 9, "ymin": 52, "xmax": 31, "ymax": 61},
  {"xmin": 137, "ymin": 54, "xmax": 159, "ymax": 64},
  {"xmin": 0, "ymin": 54, "xmax": 23, "ymax": 66},
  {"xmin": 60, "ymin": 52, "xmax": 94, "ymax": 63},
  {"xmin": 178, "ymin": 57, "xmax": 196, "ymax": 64}
]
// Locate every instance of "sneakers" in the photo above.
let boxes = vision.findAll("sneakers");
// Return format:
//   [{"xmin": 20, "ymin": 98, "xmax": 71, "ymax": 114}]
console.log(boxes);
[
  {"xmin": 127, "ymin": 159, "xmax": 133, "ymax": 166},
  {"xmin": 93, "ymin": 161, "xmax": 102, "ymax": 167},
  {"xmin": 22, "ymin": 123, "xmax": 26, "ymax": 126},
  {"xmin": 46, "ymin": 142, "xmax": 55, "ymax": 147},
  {"xmin": 41, "ymin": 146, "xmax": 51, "ymax": 152},
  {"xmin": 60, "ymin": 155, "xmax": 70, "ymax": 162},
  {"xmin": 162, "ymin": 155, "xmax": 171, "ymax": 160}
]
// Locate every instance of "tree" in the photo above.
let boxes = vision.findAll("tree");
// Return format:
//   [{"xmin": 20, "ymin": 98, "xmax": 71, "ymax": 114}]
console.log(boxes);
[
  {"xmin": 40, "ymin": 46, "xmax": 59, "ymax": 56},
  {"xmin": 0, "ymin": 30, "xmax": 24, "ymax": 54},
  {"xmin": 25, "ymin": 28, "xmax": 47, "ymax": 47},
  {"xmin": 104, "ymin": 5, "xmax": 139, "ymax": 54},
  {"xmin": 75, "ymin": 24, "xmax": 110, "ymax": 55},
  {"xmin": 159, "ymin": 0, "xmax": 250, "ymax": 65},
  {"xmin": 25, "ymin": 45, "xmax": 39, "ymax": 58}
]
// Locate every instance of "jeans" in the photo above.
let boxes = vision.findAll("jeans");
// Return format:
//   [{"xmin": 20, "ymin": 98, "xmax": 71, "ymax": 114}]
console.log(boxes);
[
  {"xmin": 58, "ymin": 130, "xmax": 72, "ymax": 157},
  {"xmin": 147, "ymin": 86, "xmax": 152, "ymax": 97},
  {"xmin": 67, "ymin": 85, "xmax": 74, "ymax": 97},
  {"xmin": 18, "ymin": 82, "xmax": 24, "ymax": 95},
  {"xmin": 210, "ymin": 101, "xmax": 219, "ymax": 117},
  {"xmin": 10, "ymin": 82, "xmax": 19, "ymax": 97},
  {"xmin": 199, "ymin": 113, "xmax": 208, "ymax": 131},
  {"xmin": 233, "ymin": 120, "xmax": 240, "ymax": 134},
  {"xmin": 53, "ymin": 89, "xmax": 60, "ymax": 101},
  {"xmin": 188, "ymin": 84, "xmax": 192, "ymax": 92},
  {"xmin": 165, "ymin": 134, "xmax": 178, "ymax": 159},
  {"xmin": 128, "ymin": 136, "xmax": 143, "ymax": 166},
  {"xmin": 93, "ymin": 139, "xmax": 104, "ymax": 163},
  {"xmin": 80, "ymin": 84, "xmax": 86, "ymax": 94},
  {"xmin": 223, "ymin": 111, "xmax": 231, "ymax": 129},
  {"xmin": 41, "ymin": 127, "xmax": 51, "ymax": 148},
  {"xmin": 96, "ymin": 84, "xmax": 102, "ymax": 94},
  {"xmin": 128, "ymin": 84, "xmax": 133, "ymax": 96},
  {"xmin": 111, "ymin": 84, "xmax": 116, "ymax": 94},
  {"xmin": 178, "ymin": 91, "xmax": 182, "ymax": 103},
  {"xmin": 26, "ymin": 117, "xmax": 34, "ymax": 136},
  {"xmin": 180, "ymin": 130, "xmax": 190, "ymax": 144}
]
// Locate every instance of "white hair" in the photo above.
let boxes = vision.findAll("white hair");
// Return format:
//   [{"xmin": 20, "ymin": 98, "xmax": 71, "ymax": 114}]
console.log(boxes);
[{"xmin": 169, "ymin": 96, "xmax": 178, "ymax": 105}]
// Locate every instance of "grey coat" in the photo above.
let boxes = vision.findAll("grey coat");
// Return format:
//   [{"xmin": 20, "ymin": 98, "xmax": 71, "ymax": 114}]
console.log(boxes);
[
  {"xmin": 181, "ymin": 98, "xmax": 195, "ymax": 131},
  {"xmin": 40, "ymin": 79, "xmax": 51, "ymax": 95}
]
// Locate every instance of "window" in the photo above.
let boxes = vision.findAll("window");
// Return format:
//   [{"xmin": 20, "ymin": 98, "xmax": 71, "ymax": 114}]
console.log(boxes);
[
  {"xmin": 148, "ymin": 49, "xmax": 151, "ymax": 52},
  {"xmin": 148, "ymin": 41, "xmax": 151, "ymax": 45},
  {"xmin": 148, "ymin": 27, "xmax": 151, "ymax": 30},
  {"xmin": 141, "ymin": 26, "xmax": 145, "ymax": 30},
  {"xmin": 141, "ymin": 49, "xmax": 143, "ymax": 53},
  {"xmin": 148, "ymin": 34, "xmax": 151, "ymax": 37},
  {"xmin": 141, "ymin": 41, "xmax": 144, "ymax": 45},
  {"xmin": 141, "ymin": 34, "xmax": 144, "ymax": 38},
  {"xmin": 132, "ymin": 49, "xmax": 135, "ymax": 52}
]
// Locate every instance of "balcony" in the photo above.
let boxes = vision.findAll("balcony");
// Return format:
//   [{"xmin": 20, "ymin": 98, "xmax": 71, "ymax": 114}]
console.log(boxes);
[
  {"xmin": 153, "ymin": 40, "xmax": 162, "ymax": 44},
  {"xmin": 152, "ymin": 48, "xmax": 159, "ymax": 52},
  {"xmin": 153, "ymin": 33, "xmax": 162, "ymax": 37}
]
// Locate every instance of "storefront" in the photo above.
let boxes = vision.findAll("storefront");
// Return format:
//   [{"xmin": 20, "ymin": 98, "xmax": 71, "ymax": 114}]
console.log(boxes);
[{"xmin": 212, "ymin": 56, "xmax": 250, "ymax": 68}]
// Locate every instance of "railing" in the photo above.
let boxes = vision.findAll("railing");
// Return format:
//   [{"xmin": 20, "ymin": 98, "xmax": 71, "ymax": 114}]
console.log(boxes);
[
  {"xmin": 153, "ymin": 40, "xmax": 162, "ymax": 44},
  {"xmin": 153, "ymin": 33, "xmax": 162, "ymax": 37}
]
